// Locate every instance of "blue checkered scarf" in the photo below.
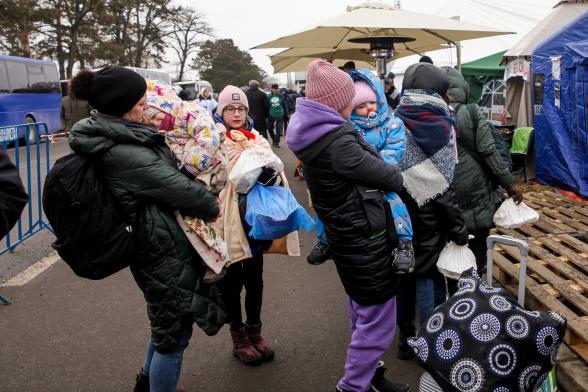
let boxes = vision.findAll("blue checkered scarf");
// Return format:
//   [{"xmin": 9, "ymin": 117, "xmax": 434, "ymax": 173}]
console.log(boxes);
[{"xmin": 396, "ymin": 90, "xmax": 458, "ymax": 206}]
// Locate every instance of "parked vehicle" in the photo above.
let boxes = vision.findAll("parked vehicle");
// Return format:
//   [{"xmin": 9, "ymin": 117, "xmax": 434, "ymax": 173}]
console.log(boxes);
[
  {"xmin": 172, "ymin": 80, "xmax": 213, "ymax": 100},
  {"xmin": 124, "ymin": 67, "xmax": 172, "ymax": 85},
  {"xmin": 0, "ymin": 55, "xmax": 62, "ymax": 141}
]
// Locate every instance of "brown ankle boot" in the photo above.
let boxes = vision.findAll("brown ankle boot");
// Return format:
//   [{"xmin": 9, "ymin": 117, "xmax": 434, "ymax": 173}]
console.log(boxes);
[
  {"xmin": 230, "ymin": 326, "xmax": 263, "ymax": 364},
  {"xmin": 246, "ymin": 323, "xmax": 275, "ymax": 361}
]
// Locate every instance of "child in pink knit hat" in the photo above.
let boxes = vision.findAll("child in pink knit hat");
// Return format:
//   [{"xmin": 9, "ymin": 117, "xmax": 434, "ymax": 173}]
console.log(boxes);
[
  {"xmin": 144, "ymin": 80, "xmax": 230, "ymax": 284},
  {"xmin": 286, "ymin": 60, "xmax": 409, "ymax": 392}
]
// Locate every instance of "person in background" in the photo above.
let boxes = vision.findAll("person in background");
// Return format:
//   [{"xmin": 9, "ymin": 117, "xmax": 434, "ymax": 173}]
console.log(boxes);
[
  {"xmin": 60, "ymin": 78, "xmax": 91, "ymax": 134},
  {"xmin": 394, "ymin": 62, "xmax": 468, "ymax": 361},
  {"xmin": 442, "ymin": 66, "xmax": 523, "ymax": 286},
  {"xmin": 0, "ymin": 149, "xmax": 28, "ymax": 240},
  {"xmin": 419, "ymin": 55, "xmax": 433, "ymax": 64},
  {"xmin": 245, "ymin": 80, "xmax": 270, "ymax": 141},
  {"xmin": 196, "ymin": 87, "xmax": 217, "ymax": 115},
  {"xmin": 342, "ymin": 61, "xmax": 356, "ymax": 73},
  {"xmin": 383, "ymin": 72, "xmax": 401, "ymax": 112},
  {"xmin": 287, "ymin": 59, "xmax": 409, "ymax": 392},
  {"xmin": 267, "ymin": 84, "xmax": 285, "ymax": 147}
]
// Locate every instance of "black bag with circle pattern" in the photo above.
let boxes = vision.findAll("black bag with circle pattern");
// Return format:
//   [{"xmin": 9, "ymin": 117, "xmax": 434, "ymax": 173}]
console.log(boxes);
[{"xmin": 408, "ymin": 268, "xmax": 566, "ymax": 392}]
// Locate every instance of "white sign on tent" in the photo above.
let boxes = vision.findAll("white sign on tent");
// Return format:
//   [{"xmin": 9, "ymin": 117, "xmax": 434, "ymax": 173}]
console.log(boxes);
[{"xmin": 504, "ymin": 58, "xmax": 530, "ymax": 81}]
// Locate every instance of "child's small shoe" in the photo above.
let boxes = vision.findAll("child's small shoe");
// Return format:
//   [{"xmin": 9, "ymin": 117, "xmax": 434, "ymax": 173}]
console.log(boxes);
[
  {"xmin": 203, "ymin": 267, "xmax": 226, "ymax": 285},
  {"xmin": 392, "ymin": 240, "xmax": 415, "ymax": 274},
  {"xmin": 307, "ymin": 241, "xmax": 332, "ymax": 265}
]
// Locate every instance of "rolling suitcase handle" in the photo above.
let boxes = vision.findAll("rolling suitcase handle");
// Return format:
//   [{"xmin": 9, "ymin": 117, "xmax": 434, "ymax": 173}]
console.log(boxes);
[{"xmin": 486, "ymin": 235, "xmax": 529, "ymax": 306}]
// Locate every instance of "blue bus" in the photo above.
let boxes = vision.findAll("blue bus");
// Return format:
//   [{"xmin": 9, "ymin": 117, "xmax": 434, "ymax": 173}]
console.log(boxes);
[{"xmin": 0, "ymin": 55, "xmax": 61, "ymax": 142}]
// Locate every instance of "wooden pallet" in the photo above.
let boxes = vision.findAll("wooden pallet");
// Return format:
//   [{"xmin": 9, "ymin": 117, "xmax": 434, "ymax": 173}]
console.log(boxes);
[
  {"xmin": 493, "ymin": 234, "xmax": 588, "ymax": 363},
  {"xmin": 490, "ymin": 191, "xmax": 588, "ymax": 364}
]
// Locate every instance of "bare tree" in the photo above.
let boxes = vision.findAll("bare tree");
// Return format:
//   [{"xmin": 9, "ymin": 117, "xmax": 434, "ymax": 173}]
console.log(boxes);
[
  {"xmin": 97, "ymin": 0, "xmax": 174, "ymax": 68},
  {"xmin": 37, "ymin": 0, "xmax": 104, "ymax": 79},
  {"xmin": 166, "ymin": 6, "xmax": 211, "ymax": 81}
]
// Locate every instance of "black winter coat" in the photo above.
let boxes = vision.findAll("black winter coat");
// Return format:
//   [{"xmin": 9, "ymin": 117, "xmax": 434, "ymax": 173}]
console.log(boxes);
[
  {"xmin": 0, "ymin": 149, "xmax": 28, "ymax": 239},
  {"xmin": 296, "ymin": 123, "xmax": 404, "ymax": 305},
  {"xmin": 400, "ymin": 188, "xmax": 468, "ymax": 276},
  {"xmin": 69, "ymin": 113, "xmax": 224, "ymax": 353},
  {"xmin": 245, "ymin": 87, "xmax": 269, "ymax": 132}
]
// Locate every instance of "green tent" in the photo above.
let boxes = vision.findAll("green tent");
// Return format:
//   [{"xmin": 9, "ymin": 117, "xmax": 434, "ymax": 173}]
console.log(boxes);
[{"xmin": 462, "ymin": 50, "xmax": 506, "ymax": 103}]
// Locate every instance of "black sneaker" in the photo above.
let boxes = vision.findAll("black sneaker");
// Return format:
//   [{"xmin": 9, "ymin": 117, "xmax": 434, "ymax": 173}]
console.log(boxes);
[
  {"xmin": 392, "ymin": 240, "xmax": 415, "ymax": 274},
  {"xmin": 370, "ymin": 361, "xmax": 410, "ymax": 392},
  {"xmin": 397, "ymin": 334, "xmax": 415, "ymax": 360},
  {"xmin": 307, "ymin": 241, "xmax": 331, "ymax": 265}
]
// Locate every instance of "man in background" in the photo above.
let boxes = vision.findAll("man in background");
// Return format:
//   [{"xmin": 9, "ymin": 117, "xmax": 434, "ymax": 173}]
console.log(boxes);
[
  {"xmin": 267, "ymin": 84, "xmax": 286, "ymax": 147},
  {"xmin": 60, "ymin": 79, "xmax": 91, "ymax": 134},
  {"xmin": 245, "ymin": 80, "xmax": 270, "ymax": 140}
]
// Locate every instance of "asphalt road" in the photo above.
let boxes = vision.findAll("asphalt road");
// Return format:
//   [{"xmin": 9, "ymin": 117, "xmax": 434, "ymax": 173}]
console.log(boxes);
[{"xmin": 0, "ymin": 138, "xmax": 423, "ymax": 391}]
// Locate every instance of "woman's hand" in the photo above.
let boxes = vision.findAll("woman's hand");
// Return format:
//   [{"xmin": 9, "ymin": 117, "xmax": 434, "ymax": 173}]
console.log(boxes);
[
  {"xmin": 506, "ymin": 184, "xmax": 524, "ymax": 204},
  {"xmin": 206, "ymin": 196, "xmax": 221, "ymax": 222}
]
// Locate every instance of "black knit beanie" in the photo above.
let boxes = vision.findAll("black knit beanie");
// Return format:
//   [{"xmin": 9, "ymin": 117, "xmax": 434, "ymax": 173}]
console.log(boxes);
[
  {"xmin": 75, "ymin": 66, "xmax": 147, "ymax": 117},
  {"xmin": 402, "ymin": 62, "xmax": 449, "ymax": 97}
]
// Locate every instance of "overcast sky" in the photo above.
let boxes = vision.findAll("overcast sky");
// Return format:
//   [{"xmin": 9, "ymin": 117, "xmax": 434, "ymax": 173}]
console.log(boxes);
[{"xmin": 177, "ymin": 0, "xmax": 557, "ymax": 77}]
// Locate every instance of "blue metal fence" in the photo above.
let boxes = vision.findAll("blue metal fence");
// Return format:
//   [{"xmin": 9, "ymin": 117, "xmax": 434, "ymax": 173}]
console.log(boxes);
[
  {"xmin": 1, "ymin": 122, "xmax": 54, "ymax": 304},
  {"xmin": 1, "ymin": 122, "xmax": 53, "ymax": 255}
]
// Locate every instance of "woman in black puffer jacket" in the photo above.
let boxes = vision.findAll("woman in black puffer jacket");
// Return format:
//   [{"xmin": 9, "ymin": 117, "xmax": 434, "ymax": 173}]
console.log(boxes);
[
  {"xmin": 394, "ymin": 63, "xmax": 468, "ymax": 361},
  {"xmin": 69, "ymin": 66, "xmax": 222, "ymax": 392}
]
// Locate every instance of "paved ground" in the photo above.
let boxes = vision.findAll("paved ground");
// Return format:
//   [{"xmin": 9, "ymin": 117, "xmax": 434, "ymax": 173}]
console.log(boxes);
[{"xmin": 0, "ymin": 138, "xmax": 423, "ymax": 392}]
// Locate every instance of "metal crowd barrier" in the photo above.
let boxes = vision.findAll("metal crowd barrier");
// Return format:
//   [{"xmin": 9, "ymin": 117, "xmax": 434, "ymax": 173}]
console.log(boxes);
[
  {"xmin": 0, "ymin": 123, "xmax": 54, "ymax": 304},
  {"xmin": 1, "ymin": 122, "xmax": 55, "ymax": 304}
]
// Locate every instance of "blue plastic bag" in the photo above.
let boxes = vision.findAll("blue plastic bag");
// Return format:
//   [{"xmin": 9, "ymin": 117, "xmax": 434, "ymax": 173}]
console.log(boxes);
[{"xmin": 245, "ymin": 184, "xmax": 314, "ymax": 240}]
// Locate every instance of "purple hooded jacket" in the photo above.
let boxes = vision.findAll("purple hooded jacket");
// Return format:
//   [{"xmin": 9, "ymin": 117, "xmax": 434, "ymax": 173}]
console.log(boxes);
[{"xmin": 286, "ymin": 98, "xmax": 346, "ymax": 153}]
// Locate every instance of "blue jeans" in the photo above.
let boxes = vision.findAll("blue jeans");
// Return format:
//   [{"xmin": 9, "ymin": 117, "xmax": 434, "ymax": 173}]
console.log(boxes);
[
  {"xmin": 396, "ymin": 274, "xmax": 446, "ymax": 337},
  {"xmin": 267, "ymin": 117, "xmax": 283, "ymax": 145},
  {"xmin": 142, "ymin": 323, "xmax": 193, "ymax": 392}
]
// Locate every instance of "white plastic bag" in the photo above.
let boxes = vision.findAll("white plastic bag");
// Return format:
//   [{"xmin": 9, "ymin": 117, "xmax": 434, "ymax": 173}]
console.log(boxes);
[
  {"xmin": 437, "ymin": 241, "xmax": 477, "ymax": 280},
  {"xmin": 493, "ymin": 197, "xmax": 539, "ymax": 229},
  {"xmin": 229, "ymin": 146, "xmax": 284, "ymax": 193}
]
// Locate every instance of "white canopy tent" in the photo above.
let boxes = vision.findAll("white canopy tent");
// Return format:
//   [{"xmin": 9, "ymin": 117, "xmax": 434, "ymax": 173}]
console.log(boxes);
[{"xmin": 501, "ymin": 0, "xmax": 588, "ymax": 128}]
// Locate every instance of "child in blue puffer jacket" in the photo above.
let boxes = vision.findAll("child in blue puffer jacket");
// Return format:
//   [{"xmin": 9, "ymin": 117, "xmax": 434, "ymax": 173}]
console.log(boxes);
[{"xmin": 307, "ymin": 69, "xmax": 414, "ymax": 270}]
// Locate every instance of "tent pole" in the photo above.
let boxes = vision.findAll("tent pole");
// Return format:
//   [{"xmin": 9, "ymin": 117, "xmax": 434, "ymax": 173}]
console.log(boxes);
[{"xmin": 451, "ymin": 16, "xmax": 462, "ymax": 71}]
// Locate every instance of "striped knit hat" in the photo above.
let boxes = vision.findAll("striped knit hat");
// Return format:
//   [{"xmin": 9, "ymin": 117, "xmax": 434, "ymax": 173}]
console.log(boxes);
[{"xmin": 306, "ymin": 60, "xmax": 355, "ymax": 112}]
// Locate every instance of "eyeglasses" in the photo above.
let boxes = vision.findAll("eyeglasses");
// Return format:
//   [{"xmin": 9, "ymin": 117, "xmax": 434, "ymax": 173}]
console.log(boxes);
[{"xmin": 225, "ymin": 106, "xmax": 247, "ymax": 115}]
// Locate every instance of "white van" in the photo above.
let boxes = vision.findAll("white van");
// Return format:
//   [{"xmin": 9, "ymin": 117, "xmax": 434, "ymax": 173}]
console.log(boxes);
[
  {"xmin": 172, "ymin": 80, "xmax": 213, "ymax": 100},
  {"xmin": 124, "ymin": 67, "xmax": 172, "ymax": 85},
  {"xmin": 93, "ymin": 66, "xmax": 172, "ymax": 86}
]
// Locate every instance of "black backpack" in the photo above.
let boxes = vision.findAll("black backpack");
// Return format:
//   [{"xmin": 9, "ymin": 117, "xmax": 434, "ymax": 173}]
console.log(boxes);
[{"xmin": 43, "ymin": 153, "xmax": 138, "ymax": 279}]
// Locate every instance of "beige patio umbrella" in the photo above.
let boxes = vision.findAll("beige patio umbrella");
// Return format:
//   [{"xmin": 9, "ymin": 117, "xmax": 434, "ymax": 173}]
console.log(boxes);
[
  {"xmin": 254, "ymin": 1, "xmax": 513, "ymax": 76},
  {"xmin": 269, "ymin": 43, "xmax": 452, "ymax": 73},
  {"xmin": 270, "ymin": 48, "xmax": 375, "ymax": 73},
  {"xmin": 253, "ymin": 2, "xmax": 513, "ymax": 51},
  {"xmin": 271, "ymin": 55, "xmax": 375, "ymax": 73}
]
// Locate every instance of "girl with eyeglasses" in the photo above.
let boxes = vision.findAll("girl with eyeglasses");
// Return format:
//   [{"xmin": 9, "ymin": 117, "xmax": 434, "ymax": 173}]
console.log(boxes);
[{"xmin": 214, "ymin": 85, "xmax": 301, "ymax": 365}]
